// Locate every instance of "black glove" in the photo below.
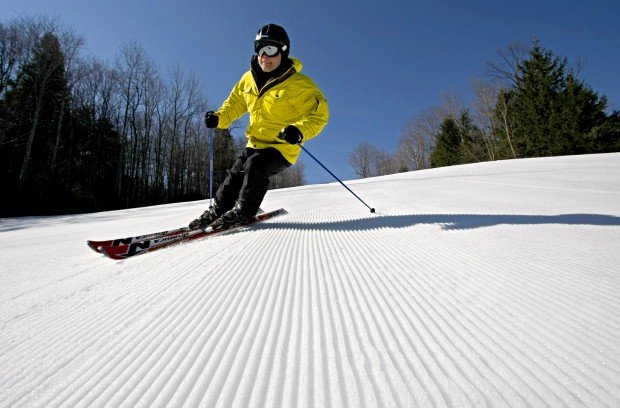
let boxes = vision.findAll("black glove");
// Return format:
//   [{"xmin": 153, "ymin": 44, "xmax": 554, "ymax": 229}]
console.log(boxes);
[
  {"xmin": 204, "ymin": 111, "xmax": 219, "ymax": 128},
  {"xmin": 278, "ymin": 125, "xmax": 303, "ymax": 144}
]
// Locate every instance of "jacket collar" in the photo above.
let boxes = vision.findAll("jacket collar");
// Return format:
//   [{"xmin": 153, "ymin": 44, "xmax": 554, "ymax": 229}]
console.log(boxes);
[{"xmin": 251, "ymin": 57, "xmax": 300, "ymax": 95}]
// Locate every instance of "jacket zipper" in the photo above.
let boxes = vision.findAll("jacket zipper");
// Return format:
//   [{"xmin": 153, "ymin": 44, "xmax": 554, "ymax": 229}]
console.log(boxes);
[{"xmin": 257, "ymin": 66, "xmax": 297, "ymax": 98}]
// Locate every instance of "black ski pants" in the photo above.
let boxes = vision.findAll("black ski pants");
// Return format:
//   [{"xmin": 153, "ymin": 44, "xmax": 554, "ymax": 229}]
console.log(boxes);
[{"xmin": 215, "ymin": 147, "xmax": 291, "ymax": 216}]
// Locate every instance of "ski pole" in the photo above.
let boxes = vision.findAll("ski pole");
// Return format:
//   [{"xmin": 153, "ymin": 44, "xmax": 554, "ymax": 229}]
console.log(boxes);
[
  {"xmin": 208, "ymin": 128, "xmax": 214, "ymax": 208},
  {"xmin": 299, "ymin": 143, "xmax": 375, "ymax": 213}
]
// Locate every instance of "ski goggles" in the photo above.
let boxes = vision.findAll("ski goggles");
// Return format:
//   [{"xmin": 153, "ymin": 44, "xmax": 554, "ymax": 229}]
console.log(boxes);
[{"xmin": 255, "ymin": 43, "xmax": 281, "ymax": 57}]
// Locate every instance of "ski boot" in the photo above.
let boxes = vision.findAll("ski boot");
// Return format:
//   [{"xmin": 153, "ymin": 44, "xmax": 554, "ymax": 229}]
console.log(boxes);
[
  {"xmin": 189, "ymin": 205, "xmax": 222, "ymax": 229},
  {"xmin": 211, "ymin": 203, "xmax": 255, "ymax": 229}
]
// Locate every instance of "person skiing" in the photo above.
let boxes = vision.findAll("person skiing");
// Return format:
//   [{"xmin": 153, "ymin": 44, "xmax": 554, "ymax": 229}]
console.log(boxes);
[{"xmin": 189, "ymin": 23, "xmax": 329, "ymax": 229}]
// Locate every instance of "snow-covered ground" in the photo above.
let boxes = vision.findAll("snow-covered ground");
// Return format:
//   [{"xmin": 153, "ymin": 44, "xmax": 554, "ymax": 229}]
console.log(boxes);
[{"xmin": 1, "ymin": 153, "xmax": 619, "ymax": 408}]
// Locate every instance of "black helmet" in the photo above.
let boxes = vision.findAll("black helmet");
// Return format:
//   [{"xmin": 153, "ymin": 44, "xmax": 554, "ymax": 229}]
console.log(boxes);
[{"xmin": 255, "ymin": 23, "xmax": 290, "ymax": 56}]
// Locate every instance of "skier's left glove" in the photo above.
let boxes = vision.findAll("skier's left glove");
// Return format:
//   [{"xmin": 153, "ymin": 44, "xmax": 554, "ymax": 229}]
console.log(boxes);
[{"xmin": 278, "ymin": 125, "xmax": 303, "ymax": 144}]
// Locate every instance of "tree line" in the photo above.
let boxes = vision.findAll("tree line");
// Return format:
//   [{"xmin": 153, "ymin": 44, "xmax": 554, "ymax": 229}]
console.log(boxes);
[
  {"xmin": 0, "ymin": 15, "xmax": 305, "ymax": 216},
  {"xmin": 349, "ymin": 40, "xmax": 619, "ymax": 177},
  {"xmin": 4, "ymin": 16, "xmax": 617, "ymax": 215}
]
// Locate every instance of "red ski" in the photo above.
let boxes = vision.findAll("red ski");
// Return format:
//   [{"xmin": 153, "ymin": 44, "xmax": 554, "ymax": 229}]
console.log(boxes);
[
  {"xmin": 87, "ymin": 226, "xmax": 190, "ymax": 253},
  {"xmin": 97, "ymin": 208, "xmax": 287, "ymax": 260}
]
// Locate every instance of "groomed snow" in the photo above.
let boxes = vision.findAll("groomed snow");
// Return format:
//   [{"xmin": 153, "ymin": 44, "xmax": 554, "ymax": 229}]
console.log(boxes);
[{"xmin": 1, "ymin": 153, "xmax": 619, "ymax": 408}]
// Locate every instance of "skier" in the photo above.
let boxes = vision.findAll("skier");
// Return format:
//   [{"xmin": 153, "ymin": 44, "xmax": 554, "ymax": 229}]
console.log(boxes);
[{"xmin": 190, "ymin": 23, "xmax": 329, "ymax": 229}]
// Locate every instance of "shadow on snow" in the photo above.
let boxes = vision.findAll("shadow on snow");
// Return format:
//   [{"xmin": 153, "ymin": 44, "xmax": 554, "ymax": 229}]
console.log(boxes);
[
  {"xmin": 254, "ymin": 213, "xmax": 620, "ymax": 232},
  {"xmin": 1, "ymin": 212, "xmax": 618, "ymax": 234}
]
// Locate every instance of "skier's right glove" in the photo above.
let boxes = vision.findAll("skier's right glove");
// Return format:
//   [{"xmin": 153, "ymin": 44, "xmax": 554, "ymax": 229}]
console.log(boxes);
[
  {"xmin": 278, "ymin": 125, "xmax": 303, "ymax": 144},
  {"xmin": 204, "ymin": 111, "xmax": 219, "ymax": 128}
]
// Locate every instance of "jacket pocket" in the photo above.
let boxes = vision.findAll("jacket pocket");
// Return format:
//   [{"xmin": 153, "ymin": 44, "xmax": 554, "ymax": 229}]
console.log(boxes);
[{"xmin": 262, "ymin": 89, "xmax": 298, "ymax": 120}]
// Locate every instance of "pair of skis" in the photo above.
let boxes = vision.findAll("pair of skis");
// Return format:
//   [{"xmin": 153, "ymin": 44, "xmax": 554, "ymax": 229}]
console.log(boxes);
[{"xmin": 88, "ymin": 208, "xmax": 287, "ymax": 260}]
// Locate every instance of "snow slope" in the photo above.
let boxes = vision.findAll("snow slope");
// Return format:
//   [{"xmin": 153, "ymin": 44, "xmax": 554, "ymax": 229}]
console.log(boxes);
[{"xmin": 1, "ymin": 153, "xmax": 619, "ymax": 408}]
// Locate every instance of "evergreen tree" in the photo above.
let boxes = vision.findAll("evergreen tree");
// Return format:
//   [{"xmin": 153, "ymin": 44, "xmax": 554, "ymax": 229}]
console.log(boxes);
[
  {"xmin": 1, "ymin": 32, "xmax": 70, "ymax": 213},
  {"xmin": 430, "ymin": 117, "xmax": 463, "ymax": 167},
  {"xmin": 586, "ymin": 111, "xmax": 620, "ymax": 153},
  {"xmin": 457, "ymin": 111, "xmax": 487, "ymax": 163},
  {"xmin": 429, "ymin": 111, "xmax": 486, "ymax": 168},
  {"xmin": 512, "ymin": 40, "xmax": 566, "ymax": 157},
  {"xmin": 554, "ymin": 74, "xmax": 608, "ymax": 154},
  {"xmin": 503, "ymin": 39, "xmax": 614, "ymax": 158},
  {"xmin": 68, "ymin": 106, "xmax": 123, "ymax": 211}
]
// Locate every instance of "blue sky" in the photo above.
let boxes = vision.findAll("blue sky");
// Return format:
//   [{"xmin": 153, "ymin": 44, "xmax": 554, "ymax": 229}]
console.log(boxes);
[{"xmin": 2, "ymin": 0, "xmax": 619, "ymax": 184}]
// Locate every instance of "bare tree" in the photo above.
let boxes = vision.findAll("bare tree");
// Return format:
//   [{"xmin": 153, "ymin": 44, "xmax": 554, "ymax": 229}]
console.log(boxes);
[
  {"xmin": 398, "ymin": 105, "xmax": 446, "ymax": 170},
  {"xmin": 151, "ymin": 74, "xmax": 170, "ymax": 198},
  {"xmin": 373, "ymin": 147, "xmax": 400, "ymax": 176},
  {"xmin": 0, "ymin": 20, "xmax": 27, "ymax": 148},
  {"xmin": 495, "ymin": 89, "xmax": 518, "ymax": 158},
  {"xmin": 0, "ymin": 15, "xmax": 61, "ymax": 90},
  {"xmin": 270, "ymin": 161, "xmax": 306, "ymax": 189},
  {"xmin": 471, "ymin": 77, "xmax": 520, "ymax": 160},
  {"xmin": 2, "ymin": 13, "xmax": 236, "ymax": 213},
  {"xmin": 165, "ymin": 64, "xmax": 207, "ymax": 198},
  {"xmin": 72, "ymin": 57, "xmax": 120, "ymax": 191},
  {"xmin": 349, "ymin": 141, "xmax": 376, "ymax": 178},
  {"xmin": 471, "ymin": 78, "xmax": 500, "ymax": 160},
  {"xmin": 0, "ymin": 20, "xmax": 26, "ymax": 98},
  {"xmin": 72, "ymin": 57, "xmax": 118, "ymax": 124},
  {"xmin": 114, "ymin": 41, "xmax": 155, "ymax": 203},
  {"xmin": 18, "ymin": 32, "xmax": 66, "ymax": 186},
  {"xmin": 51, "ymin": 26, "xmax": 85, "ymax": 170},
  {"xmin": 486, "ymin": 41, "xmax": 529, "ymax": 87}
]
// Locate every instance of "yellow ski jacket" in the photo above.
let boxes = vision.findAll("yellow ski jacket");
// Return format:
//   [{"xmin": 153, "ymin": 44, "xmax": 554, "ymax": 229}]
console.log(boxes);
[{"xmin": 215, "ymin": 57, "xmax": 329, "ymax": 164}]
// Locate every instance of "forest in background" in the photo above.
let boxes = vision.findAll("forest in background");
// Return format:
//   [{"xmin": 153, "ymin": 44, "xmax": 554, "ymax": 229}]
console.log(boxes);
[
  {"xmin": 349, "ymin": 40, "xmax": 619, "ymax": 178},
  {"xmin": 1, "ymin": 15, "xmax": 618, "ymax": 216},
  {"xmin": 0, "ymin": 16, "xmax": 304, "ymax": 216}
]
